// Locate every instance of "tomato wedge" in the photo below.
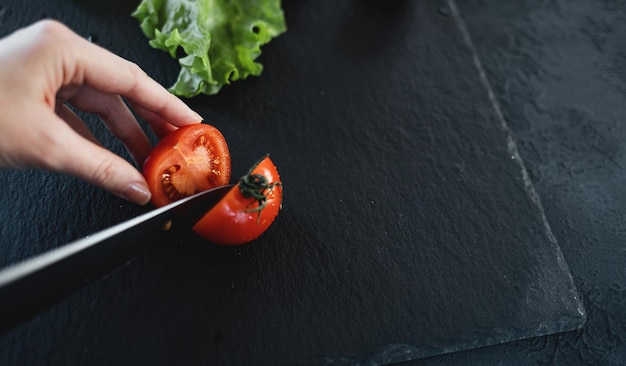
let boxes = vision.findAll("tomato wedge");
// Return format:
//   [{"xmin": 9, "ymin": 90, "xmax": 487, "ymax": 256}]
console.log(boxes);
[
  {"xmin": 143, "ymin": 124, "xmax": 231, "ymax": 207},
  {"xmin": 192, "ymin": 156, "xmax": 282, "ymax": 245}
]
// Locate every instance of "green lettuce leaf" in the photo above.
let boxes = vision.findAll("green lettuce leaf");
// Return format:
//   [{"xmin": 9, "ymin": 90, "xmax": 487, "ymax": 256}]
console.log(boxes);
[{"xmin": 132, "ymin": 0, "xmax": 286, "ymax": 97}]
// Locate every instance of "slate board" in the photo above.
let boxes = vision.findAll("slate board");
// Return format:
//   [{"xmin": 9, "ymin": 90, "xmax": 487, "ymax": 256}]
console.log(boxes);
[{"xmin": 0, "ymin": 0, "xmax": 585, "ymax": 364}]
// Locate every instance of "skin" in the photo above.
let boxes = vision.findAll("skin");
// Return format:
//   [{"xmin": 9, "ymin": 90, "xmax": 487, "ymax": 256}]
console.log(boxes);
[{"xmin": 0, "ymin": 20, "xmax": 203, "ymax": 205}]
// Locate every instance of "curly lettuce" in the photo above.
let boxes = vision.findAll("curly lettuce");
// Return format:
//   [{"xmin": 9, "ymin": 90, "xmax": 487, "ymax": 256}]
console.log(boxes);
[{"xmin": 132, "ymin": 0, "xmax": 286, "ymax": 97}]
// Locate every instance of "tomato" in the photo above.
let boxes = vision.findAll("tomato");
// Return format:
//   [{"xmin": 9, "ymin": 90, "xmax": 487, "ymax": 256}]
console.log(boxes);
[
  {"xmin": 192, "ymin": 156, "xmax": 282, "ymax": 245},
  {"xmin": 143, "ymin": 124, "xmax": 231, "ymax": 207}
]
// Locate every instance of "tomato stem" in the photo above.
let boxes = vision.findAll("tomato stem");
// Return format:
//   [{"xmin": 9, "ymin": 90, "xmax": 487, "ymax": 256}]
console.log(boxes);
[{"xmin": 238, "ymin": 155, "xmax": 281, "ymax": 222}]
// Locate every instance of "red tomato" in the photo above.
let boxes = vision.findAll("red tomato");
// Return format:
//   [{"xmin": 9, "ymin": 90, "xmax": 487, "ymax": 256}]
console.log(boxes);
[
  {"xmin": 192, "ymin": 156, "xmax": 283, "ymax": 245},
  {"xmin": 143, "ymin": 124, "xmax": 231, "ymax": 207}
]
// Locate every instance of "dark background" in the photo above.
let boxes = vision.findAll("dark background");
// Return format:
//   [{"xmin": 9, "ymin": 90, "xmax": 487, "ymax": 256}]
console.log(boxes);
[
  {"xmin": 0, "ymin": 0, "xmax": 623, "ymax": 365},
  {"xmin": 418, "ymin": 1, "xmax": 626, "ymax": 365}
]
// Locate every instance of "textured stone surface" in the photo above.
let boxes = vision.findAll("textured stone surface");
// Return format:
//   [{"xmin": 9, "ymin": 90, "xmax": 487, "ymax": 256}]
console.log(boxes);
[
  {"xmin": 0, "ymin": 0, "xmax": 597, "ymax": 365},
  {"xmin": 416, "ymin": 0, "xmax": 626, "ymax": 365}
]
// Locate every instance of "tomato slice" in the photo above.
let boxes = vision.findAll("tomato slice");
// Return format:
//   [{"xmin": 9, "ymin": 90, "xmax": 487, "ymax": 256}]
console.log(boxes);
[
  {"xmin": 192, "ymin": 156, "xmax": 282, "ymax": 245},
  {"xmin": 143, "ymin": 124, "xmax": 231, "ymax": 207}
]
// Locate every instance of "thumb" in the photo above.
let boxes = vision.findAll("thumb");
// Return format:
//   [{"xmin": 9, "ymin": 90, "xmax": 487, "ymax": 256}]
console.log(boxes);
[
  {"xmin": 64, "ymin": 145, "xmax": 153, "ymax": 205},
  {"xmin": 40, "ymin": 121, "xmax": 153, "ymax": 205}
]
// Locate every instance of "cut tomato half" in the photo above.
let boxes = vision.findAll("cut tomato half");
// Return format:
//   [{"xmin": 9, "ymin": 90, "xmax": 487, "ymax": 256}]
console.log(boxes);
[
  {"xmin": 143, "ymin": 124, "xmax": 231, "ymax": 207},
  {"xmin": 192, "ymin": 156, "xmax": 282, "ymax": 245}
]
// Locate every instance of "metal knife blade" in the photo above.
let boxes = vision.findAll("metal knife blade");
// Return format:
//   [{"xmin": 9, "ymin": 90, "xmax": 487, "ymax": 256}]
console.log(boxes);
[{"xmin": 0, "ymin": 184, "xmax": 233, "ymax": 332}]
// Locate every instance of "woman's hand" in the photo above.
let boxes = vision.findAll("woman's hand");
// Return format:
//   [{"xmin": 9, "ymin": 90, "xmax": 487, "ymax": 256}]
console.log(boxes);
[{"xmin": 0, "ymin": 20, "xmax": 203, "ymax": 204}]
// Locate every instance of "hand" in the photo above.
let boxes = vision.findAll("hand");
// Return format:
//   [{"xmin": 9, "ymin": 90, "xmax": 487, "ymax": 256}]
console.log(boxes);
[{"xmin": 0, "ymin": 20, "xmax": 203, "ymax": 205}]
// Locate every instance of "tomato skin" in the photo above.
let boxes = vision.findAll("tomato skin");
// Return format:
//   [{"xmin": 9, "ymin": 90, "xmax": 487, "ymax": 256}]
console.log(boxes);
[
  {"xmin": 143, "ymin": 124, "xmax": 231, "ymax": 207},
  {"xmin": 192, "ymin": 156, "xmax": 282, "ymax": 245}
]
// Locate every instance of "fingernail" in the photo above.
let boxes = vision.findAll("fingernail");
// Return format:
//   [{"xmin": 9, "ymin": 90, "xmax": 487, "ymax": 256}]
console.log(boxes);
[
  {"xmin": 124, "ymin": 182, "xmax": 152, "ymax": 205},
  {"xmin": 190, "ymin": 110, "xmax": 203, "ymax": 122}
]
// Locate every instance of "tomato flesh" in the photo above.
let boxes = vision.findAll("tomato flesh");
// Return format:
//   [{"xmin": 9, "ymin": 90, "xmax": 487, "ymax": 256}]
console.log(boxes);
[
  {"xmin": 143, "ymin": 124, "xmax": 231, "ymax": 207},
  {"xmin": 192, "ymin": 156, "xmax": 282, "ymax": 245}
]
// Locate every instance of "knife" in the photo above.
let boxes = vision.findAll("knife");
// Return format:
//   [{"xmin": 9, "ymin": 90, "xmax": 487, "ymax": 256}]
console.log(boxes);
[{"xmin": 0, "ymin": 184, "xmax": 233, "ymax": 332}]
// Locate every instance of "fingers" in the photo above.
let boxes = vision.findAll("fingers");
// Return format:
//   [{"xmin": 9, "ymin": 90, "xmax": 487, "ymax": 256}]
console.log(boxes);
[
  {"xmin": 20, "ymin": 20, "xmax": 202, "ymax": 132},
  {"xmin": 128, "ymin": 102, "xmax": 179, "ymax": 139},
  {"xmin": 38, "ymin": 113, "xmax": 152, "ymax": 205},
  {"xmin": 22, "ymin": 104, "xmax": 152, "ymax": 205},
  {"xmin": 44, "ymin": 20, "xmax": 203, "ymax": 127},
  {"xmin": 0, "ymin": 20, "xmax": 208, "ymax": 205},
  {"xmin": 55, "ymin": 103, "xmax": 101, "ymax": 146},
  {"xmin": 50, "ymin": 19, "xmax": 204, "ymax": 146},
  {"xmin": 63, "ymin": 143, "xmax": 153, "ymax": 205},
  {"xmin": 63, "ymin": 85, "xmax": 153, "ymax": 166}
]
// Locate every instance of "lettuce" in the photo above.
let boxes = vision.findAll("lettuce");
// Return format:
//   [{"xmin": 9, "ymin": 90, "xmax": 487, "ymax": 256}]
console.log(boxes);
[{"xmin": 132, "ymin": 0, "xmax": 286, "ymax": 97}]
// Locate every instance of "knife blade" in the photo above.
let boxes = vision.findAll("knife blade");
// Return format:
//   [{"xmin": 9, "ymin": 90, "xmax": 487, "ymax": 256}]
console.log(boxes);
[{"xmin": 0, "ymin": 184, "xmax": 233, "ymax": 332}]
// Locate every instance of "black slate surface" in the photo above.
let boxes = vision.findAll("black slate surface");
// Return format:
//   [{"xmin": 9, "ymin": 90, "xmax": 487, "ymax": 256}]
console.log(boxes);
[
  {"xmin": 0, "ymin": 1, "xmax": 588, "ymax": 365},
  {"xmin": 415, "ymin": 1, "xmax": 626, "ymax": 365}
]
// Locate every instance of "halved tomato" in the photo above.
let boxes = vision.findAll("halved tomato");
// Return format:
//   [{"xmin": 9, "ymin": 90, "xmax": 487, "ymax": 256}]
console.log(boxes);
[
  {"xmin": 143, "ymin": 124, "xmax": 231, "ymax": 207},
  {"xmin": 192, "ymin": 156, "xmax": 282, "ymax": 245}
]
